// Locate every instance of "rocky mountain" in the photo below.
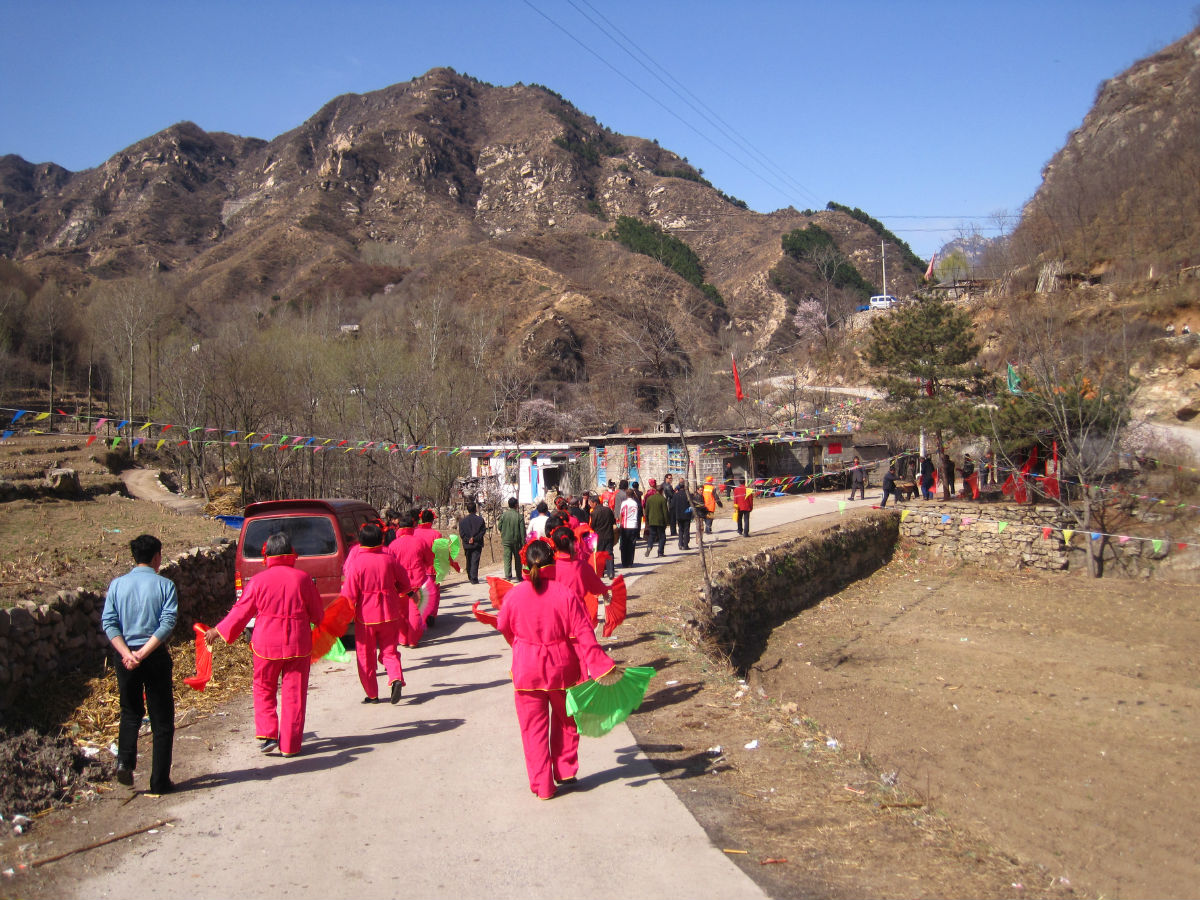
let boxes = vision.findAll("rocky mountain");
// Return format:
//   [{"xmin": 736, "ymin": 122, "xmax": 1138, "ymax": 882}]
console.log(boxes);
[
  {"xmin": 1, "ymin": 68, "xmax": 924, "ymax": 383},
  {"xmin": 1010, "ymin": 27, "xmax": 1200, "ymax": 278}
]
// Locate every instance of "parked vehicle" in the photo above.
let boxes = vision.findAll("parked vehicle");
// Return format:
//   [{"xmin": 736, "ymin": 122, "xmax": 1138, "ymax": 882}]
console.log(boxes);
[
  {"xmin": 234, "ymin": 498, "xmax": 380, "ymax": 606},
  {"xmin": 869, "ymin": 295, "xmax": 898, "ymax": 310}
]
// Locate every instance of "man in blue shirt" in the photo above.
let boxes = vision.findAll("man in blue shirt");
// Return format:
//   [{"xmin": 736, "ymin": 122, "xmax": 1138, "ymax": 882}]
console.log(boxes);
[{"xmin": 101, "ymin": 534, "xmax": 178, "ymax": 796}]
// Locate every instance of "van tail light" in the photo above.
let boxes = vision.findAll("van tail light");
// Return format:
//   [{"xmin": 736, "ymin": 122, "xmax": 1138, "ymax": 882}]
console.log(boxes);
[{"xmin": 235, "ymin": 569, "xmax": 243, "ymax": 599}]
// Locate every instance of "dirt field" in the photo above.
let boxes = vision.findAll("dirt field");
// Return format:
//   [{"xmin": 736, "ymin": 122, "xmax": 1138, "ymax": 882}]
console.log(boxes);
[
  {"xmin": 614, "ymin": 520, "xmax": 1200, "ymax": 899},
  {"xmin": 0, "ymin": 434, "xmax": 230, "ymax": 606}
]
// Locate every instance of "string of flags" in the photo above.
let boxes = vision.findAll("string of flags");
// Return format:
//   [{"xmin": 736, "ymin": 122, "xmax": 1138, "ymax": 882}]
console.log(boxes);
[{"xmin": 0, "ymin": 407, "xmax": 580, "ymax": 461}]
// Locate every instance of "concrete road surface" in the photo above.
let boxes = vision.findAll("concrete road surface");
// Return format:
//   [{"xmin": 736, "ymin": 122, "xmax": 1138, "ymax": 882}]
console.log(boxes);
[{"xmin": 72, "ymin": 489, "xmax": 881, "ymax": 899}]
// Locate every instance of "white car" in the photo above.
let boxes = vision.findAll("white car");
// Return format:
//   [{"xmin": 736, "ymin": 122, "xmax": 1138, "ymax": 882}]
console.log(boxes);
[{"xmin": 869, "ymin": 295, "xmax": 898, "ymax": 310}]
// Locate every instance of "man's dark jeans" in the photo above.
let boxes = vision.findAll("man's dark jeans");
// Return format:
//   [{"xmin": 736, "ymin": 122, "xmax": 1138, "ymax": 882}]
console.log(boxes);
[{"xmin": 114, "ymin": 644, "xmax": 174, "ymax": 793}]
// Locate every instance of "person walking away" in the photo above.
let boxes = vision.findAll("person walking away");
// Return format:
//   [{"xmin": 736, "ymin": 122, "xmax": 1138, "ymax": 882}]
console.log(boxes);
[
  {"xmin": 527, "ymin": 501, "xmax": 551, "ymax": 540},
  {"xmin": 458, "ymin": 500, "xmax": 486, "ymax": 584},
  {"xmin": 497, "ymin": 496, "xmax": 526, "ymax": 581},
  {"xmin": 414, "ymin": 509, "xmax": 443, "ymax": 626},
  {"xmin": 613, "ymin": 480, "xmax": 628, "ymax": 513},
  {"xmin": 588, "ymin": 493, "xmax": 616, "ymax": 578},
  {"xmin": 340, "ymin": 523, "xmax": 415, "ymax": 704},
  {"xmin": 701, "ymin": 476, "xmax": 723, "ymax": 534},
  {"xmin": 497, "ymin": 540, "xmax": 620, "ymax": 800},
  {"xmin": 643, "ymin": 480, "xmax": 669, "ymax": 557},
  {"xmin": 849, "ymin": 456, "xmax": 866, "ymax": 500},
  {"xmin": 944, "ymin": 457, "xmax": 956, "ymax": 496},
  {"xmin": 662, "ymin": 474, "xmax": 678, "ymax": 537},
  {"xmin": 880, "ymin": 465, "xmax": 899, "ymax": 508},
  {"xmin": 670, "ymin": 479, "xmax": 693, "ymax": 549},
  {"xmin": 549, "ymin": 526, "xmax": 611, "ymax": 627},
  {"xmin": 920, "ymin": 454, "xmax": 935, "ymax": 500},
  {"xmin": 206, "ymin": 533, "xmax": 323, "ymax": 757},
  {"xmin": 385, "ymin": 515, "xmax": 432, "ymax": 646},
  {"xmin": 617, "ymin": 489, "xmax": 639, "ymax": 568},
  {"xmin": 101, "ymin": 533, "xmax": 178, "ymax": 795},
  {"xmin": 733, "ymin": 477, "xmax": 754, "ymax": 536}
]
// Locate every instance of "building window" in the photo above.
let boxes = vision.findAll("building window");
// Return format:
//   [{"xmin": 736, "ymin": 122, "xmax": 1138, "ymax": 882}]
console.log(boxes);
[{"xmin": 667, "ymin": 443, "xmax": 686, "ymax": 475}]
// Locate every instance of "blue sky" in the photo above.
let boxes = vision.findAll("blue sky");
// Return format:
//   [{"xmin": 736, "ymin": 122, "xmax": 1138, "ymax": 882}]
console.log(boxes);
[{"xmin": 2, "ymin": 1, "xmax": 1196, "ymax": 258}]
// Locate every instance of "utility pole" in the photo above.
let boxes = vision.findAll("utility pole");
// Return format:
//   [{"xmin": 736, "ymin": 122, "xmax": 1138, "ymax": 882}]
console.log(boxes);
[{"xmin": 881, "ymin": 239, "xmax": 887, "ymax": 297}]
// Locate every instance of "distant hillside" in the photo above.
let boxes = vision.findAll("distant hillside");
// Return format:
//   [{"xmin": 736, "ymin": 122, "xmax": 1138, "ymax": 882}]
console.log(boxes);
[
  {"xmin": 0, "ymin": 68, "xmax": 924, "ymax": 386},
  {"xmin": 1009, "ymin": 27, "xmax": 1200, "ymax": 280}
]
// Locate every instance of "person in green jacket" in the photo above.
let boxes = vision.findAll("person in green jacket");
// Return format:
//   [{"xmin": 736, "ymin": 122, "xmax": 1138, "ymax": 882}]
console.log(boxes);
[
  {"xmin": 497, "ymin": 496, "xmax": 526, "ymax": 580},
  {"xmin": 643, "ymin": 479, "xmax": 670, "ymax": 558}
]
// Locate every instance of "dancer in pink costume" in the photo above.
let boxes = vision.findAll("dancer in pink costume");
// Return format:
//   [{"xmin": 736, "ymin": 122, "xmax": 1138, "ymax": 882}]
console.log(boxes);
[
  {"xmin": 415, "ymin": 509, "xmax": 443, "ymax": 625},
  {"xmin": 386, "ymin": 515, "xmax": 432, "ymax": 646},
  {"xmin": 206, "ymin": 533, "xmax": 323, "ymax": 757},
  {"xmin": 497, "ymin": 540, "xmax": 620, "ymax": 800},
  {"xmin": 547, "ymin": 526, "xmax": 611, "ymax": 625},
  {"xmin": 341, "ymin": 523, "xmax": 416, "ymax": 704}
]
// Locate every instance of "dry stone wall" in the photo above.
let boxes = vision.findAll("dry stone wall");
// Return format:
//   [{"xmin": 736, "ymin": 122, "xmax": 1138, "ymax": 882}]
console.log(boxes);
[
  {"xmin": 897, "ymin": 502, "xmax": 1199, "ymax": 580},
  {"xmin": 898, "ymin": 503, "xmax": 1072, "ymax": 571},
  {"xmin": 0, "ymin": 541, "xmax": 236, "ymax": 714},
  {"xmin": 703, "ymin": 515, "xmax": 900, "ymax": 671}
]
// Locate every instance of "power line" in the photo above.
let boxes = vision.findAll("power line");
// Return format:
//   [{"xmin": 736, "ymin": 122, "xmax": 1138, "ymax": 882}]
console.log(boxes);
[
  {"xmin": 522, "ymin": 0, "xmax": 821, "ymax": 210},
  {"xmin": 567, "ymin": 0, "xmax": 823, "ymax": 207}
]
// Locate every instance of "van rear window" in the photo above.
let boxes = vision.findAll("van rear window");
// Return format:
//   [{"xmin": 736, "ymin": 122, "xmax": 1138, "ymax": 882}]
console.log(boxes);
[{"xmin": 243, "ymin": 516, "xmax": 338, "ymax": 559}]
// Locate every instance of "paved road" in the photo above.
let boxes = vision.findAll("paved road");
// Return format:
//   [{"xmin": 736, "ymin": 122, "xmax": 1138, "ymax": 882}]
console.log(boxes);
[{"xmin": 72, "ymin": 489, "xmax": 882, "ymax": 899}]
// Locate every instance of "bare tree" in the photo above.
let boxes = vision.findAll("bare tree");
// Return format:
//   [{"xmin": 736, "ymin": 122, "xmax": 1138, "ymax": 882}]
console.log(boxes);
[
  {"xmin": 988, "ymin": 304, "xmax": 1138, "ymax": 577},
  {"xmin": 27, "ymin": 280, "xmax": 73, "ymax": 420}
]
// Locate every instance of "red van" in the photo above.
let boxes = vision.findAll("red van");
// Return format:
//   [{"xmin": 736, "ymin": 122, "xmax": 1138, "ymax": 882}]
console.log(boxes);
[{"xmin": 234, "ymin": 498, "xmax": 380, "ymax": 607}]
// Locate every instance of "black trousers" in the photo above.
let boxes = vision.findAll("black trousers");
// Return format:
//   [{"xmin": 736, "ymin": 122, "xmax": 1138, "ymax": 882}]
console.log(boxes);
[
  {"xmin": 645, "ymin": 524, "xmax": 666, "ymax": 556},
  {"xmin": 597, "ymin": 538, "xmax": 615, "ymax": 577},
  {"xmin": 464, "ymin": 546, "xmax": 482, "ymax": 583},
  {"xmin": 113, "ymin": 644, "xmax": 174, "ymax": 793},
  {"xmin": 677, "ymin": 518, "xmax": 692, "ymax": 549},
  {"xmin": 736, "ymin": 510, "xmax": 751, "ymax": 535},
  {"xmin": 618, "ymin": 528, "xmax": 637, "ymax": 568}
]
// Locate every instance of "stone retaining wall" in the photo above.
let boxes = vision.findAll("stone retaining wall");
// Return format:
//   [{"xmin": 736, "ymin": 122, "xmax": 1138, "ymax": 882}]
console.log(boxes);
[
  {"xmin": 0, "ymin": 541, "xmax": 236, "ymax": 714},
  {"xmin": 897, "ymin": 502, "xmax": 1200, "ymax": 580},
  {"xmin": 898, "ymin": 502, "xmax": 1072, "ymax": 570},
  {"xmin": 704, "ymin": 515, "xmax": 900, "ymax": 671}
]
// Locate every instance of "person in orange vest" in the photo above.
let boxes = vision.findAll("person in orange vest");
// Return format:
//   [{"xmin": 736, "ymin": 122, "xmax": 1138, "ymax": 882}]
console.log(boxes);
[{"xmin": 701, "ymin": 475, "xmax": 723, "ymax": 534}]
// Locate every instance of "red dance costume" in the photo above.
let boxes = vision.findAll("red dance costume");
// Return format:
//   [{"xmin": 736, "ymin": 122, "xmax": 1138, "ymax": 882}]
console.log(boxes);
[
  {"xmin": 216, "ymin": 556, "xmax": 324, "ymax": 756},
  {"xmin": 386, "ymin": 528, "xmax": 433, "ymax": 645},
  {"xmin": 551, "ymin": 551, "xmax": 610, "ymax": 626},
  {"xmin": 340, "ymin": 546, "xmax": 415, "ymax": 699},
  {"xmin": 415, "ymin": 522, "xmax": 442, "ymax": 623},
  {"xmin": 498, "ymin": 578, "xmax": 615, "ymax": 799}
]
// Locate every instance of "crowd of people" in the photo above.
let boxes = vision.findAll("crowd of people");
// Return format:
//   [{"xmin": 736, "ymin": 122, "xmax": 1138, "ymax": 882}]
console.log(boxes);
[{"xmin": 99, "ymin": 470, "xmax": 762, "ymax": 801}]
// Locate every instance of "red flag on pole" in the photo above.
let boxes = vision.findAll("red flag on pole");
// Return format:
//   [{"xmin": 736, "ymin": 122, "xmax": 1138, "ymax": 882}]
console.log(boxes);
[
  {"xmin": 924, "ymin": 253, "xmax": 937, "ymax": 280},
  {"xmin": 732, "ymin": 354, "xmax": 744, "ymax": 402},
  {"xmin": 1044, "ymin": 441, "xmax": 1061, "ymax": 499}
]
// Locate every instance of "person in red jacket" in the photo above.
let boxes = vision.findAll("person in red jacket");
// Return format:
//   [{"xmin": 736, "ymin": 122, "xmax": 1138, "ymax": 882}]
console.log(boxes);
[
  {"xmin": 548, "ymin": 526, "xmax": 611, "ymax": 626},
  {"xmin": 341, "ymin": 523, "xmax": 416, "ymax": 704},
  {"xmin": 206, "ymin": 532, "xmax": 324, "ymax": 757},
  {"xmin": 386, "ymin": 515, "xmax": 433, "ymax": 647},
  {"xmin": 497, "ymin": 540, "xmax": 621, "ymax": 800},
  {"xmin": 414, "ymin": 509, "xmax": 443, "ymax": 626},
  {"xmin": 733, "ymin": 477, "xmax": 755, "ymax": 537}
]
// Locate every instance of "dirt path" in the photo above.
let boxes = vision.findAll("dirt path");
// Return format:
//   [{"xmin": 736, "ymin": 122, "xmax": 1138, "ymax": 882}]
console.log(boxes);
[{"xmin": 118, "ymin": 468, "xmax": 205, "ymax": 515}]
